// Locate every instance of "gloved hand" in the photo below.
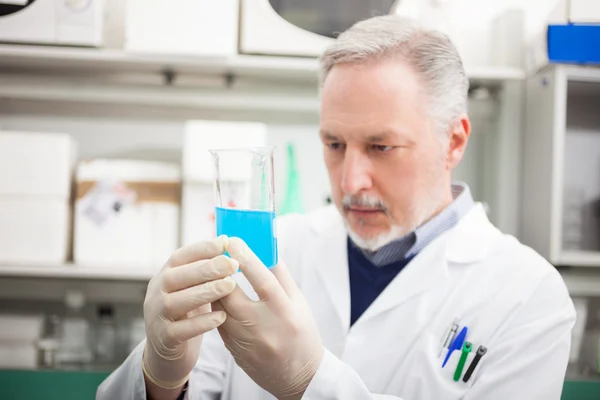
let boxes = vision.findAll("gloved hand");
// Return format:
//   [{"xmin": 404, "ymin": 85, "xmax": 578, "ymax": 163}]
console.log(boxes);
[
  {"xmin": 213, "ymin": 238, "xmax": 324, "ymax": 400},
  {"xmin": 142, "ymin": 236, "xmax": 238, "ymax": 391}
]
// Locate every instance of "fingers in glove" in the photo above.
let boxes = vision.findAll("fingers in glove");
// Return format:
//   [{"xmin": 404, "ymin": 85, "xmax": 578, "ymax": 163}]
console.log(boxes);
[
  {"xmin": 270, "ymin": 261, "xmax": 301, "ymax": 298},
  {"xmin": 164, "ymin": 276, "xmax": 237, "ymax": 320},
  {"xmin": 214, "ymin": 285, "xmax": 255, "ymax": 322},
  {"xmin": 166, "ymin": 311, "xmax": 227, "ymax": 344},
  {"xmin": 213, "ymin": 298, "xmax": 253, "ymax": 347},
  {"xmin": 162, "ymin": 255, "xmax": 239, "ymax": 293},
  {"xmin": 227, "ymin": 237, "xmax": 288, "ymax": 304},
  {"xmin": 167, "ymin": 236, "xmax": 228, "ymax": 268}
]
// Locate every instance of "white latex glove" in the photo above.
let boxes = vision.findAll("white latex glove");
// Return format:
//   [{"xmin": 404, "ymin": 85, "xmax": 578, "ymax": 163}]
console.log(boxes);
[
  {"xmin": 142, "ymin": 236, "xmax": 238, "ymax": 390},
  {"xmin": 213, "ymin": 238, "xmax": 324, "ymax": 400}
]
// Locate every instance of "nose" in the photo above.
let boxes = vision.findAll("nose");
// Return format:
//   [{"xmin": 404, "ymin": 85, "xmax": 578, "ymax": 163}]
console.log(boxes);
[{"xmin": 341, "ymin": 148, "xmax": 373, "ymax": 195}]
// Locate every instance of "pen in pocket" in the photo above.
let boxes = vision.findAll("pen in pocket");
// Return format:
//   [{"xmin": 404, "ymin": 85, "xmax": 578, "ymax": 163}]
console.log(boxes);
[
  {"xmin": 438, "ymin": 319, "xmax": 459, "ymax": 357},
  {"xmin": 462, "ymin": 345, "xmax": 487, "ymax": 383},
  {"xmin": 454, "ymin": 342, "xmax": 473, "ymax": 381}
]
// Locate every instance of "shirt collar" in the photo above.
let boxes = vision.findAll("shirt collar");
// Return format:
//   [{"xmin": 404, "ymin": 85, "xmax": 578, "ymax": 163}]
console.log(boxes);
[{"xmin": 354, "ymin": 182, "xmax": 475, "ymax": 267}]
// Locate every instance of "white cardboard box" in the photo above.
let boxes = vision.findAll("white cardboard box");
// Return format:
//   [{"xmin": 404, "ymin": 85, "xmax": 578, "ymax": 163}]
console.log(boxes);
[
  {"xmin": 0, "ymin": 131, "xmax": 76, "ymax": 197},
  {"xmin": 74, "ymin": 159, "xmax": 180, "ymax": 270},
  {"xmin": 181, "ymin": 183, "xmax": 215, "ymax": 245},
  {"xmin": 0, "ymin": 343, "xmax": 38, "ymax": 369},
  {"xmin": 125, "ymin": 0, "xmax": 238, "ymax": 56},
  {"xmin": 0, "ymin": 314, "xmax": 44, "ymax": 342},
  {"xmin": 0, "ymin": 131, "xmax": 76, "ymax": 265},
  {"xmin": 0, "ymin": 198, "xmax": 70, "ymax": 265},
  {"xmin": 182, "ymin": 120, "xmax": 267, "ymax": 182}
]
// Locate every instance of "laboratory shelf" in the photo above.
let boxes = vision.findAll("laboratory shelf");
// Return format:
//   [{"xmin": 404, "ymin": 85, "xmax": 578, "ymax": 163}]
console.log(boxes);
[
  {"xmin": 0, "ymin": 72, "xmax": 320, "ymax": 114},
  {"xmin": 559, "ymin": 251, "xmax": 600, "ymax": 268},
  {"xmin": 0, "ymin": 44, "xmax": 320, "ymax": 83},
  {"xmin": 0, "ymin": 263, "xmax": 598, "ymax": 298},
  {"xmin": 522, "ymin": 65, "xmax": 600, "ymax": 267},
  {"xmin": 0, "ymin": 263, "xmax": 154, "ymax": 281},
  {"xmin": 559, "ymin": 268, "xmax": 600, "ymax": 297},
  {"xmin": 0, "ymin": 44, "xmax": 525, "ymax": 86},
  {"xmin": 0, "ymin": 44, "xmax": 525, "ymax": 116}
]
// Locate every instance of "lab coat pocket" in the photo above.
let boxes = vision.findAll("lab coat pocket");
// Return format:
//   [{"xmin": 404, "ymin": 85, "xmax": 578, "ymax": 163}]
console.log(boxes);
[{"xmin": 438, "ymin": 348, "xmax": 477, "ymax": 388}]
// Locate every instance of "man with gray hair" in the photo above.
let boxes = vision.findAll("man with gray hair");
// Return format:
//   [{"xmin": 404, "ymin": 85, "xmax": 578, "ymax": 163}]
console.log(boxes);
[{"xmin": 98, "ymin": 15, "xmax": 574, "ymax": 400}]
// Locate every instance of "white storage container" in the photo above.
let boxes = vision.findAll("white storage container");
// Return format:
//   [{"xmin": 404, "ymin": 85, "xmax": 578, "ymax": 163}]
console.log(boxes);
[
  {"xmin": 239, "ymin": 0, "xmax": 396, "ymax": 57},
  {"xmin": 0, "ymin": 0, "xmax": 104, "ymax": 47},
  {"xmin": 0, "ymin": 131, "xmax": 76, "ymax": 265},
  {"xmin": 181, "ymin": 120, "xmax": 266, "ymax": 245},
  {"xmin": 0, "ymin": 314, "xmax": 44, "ymax": 342},
  {"xmin": 570, "ymin": 0, "xmax": 600, "ymax": 22},
  {"xmin": 125, "ymin": 0, "xmax": 238, "ymax": 56},
  {"xmin": 0, "ymin": 343, "xmax": 38, "ymax": 369},
  {"xmin": 74, "ymin": 159, "xmax": 180, "ymax": 270},
  {"xmin": 548, "ymin": 0, "xmax": 600, "ymax": 24}
]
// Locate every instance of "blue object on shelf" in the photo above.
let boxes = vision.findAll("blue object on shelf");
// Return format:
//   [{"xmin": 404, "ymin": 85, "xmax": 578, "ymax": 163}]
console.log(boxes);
[{"xmin": 547, "ymin": 24, "xmax": 600, "ymax": 65}]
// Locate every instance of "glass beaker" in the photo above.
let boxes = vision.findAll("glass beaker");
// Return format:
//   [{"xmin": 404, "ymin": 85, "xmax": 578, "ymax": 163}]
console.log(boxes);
[{"xmin": 209, "ymin": 146, "xmax": 278, "ymax": 268}]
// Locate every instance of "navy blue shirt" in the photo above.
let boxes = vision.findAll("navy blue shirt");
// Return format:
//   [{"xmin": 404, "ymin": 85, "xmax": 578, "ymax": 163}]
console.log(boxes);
[{"xmin": 348, "ymin": 238, "xmax": 415, "ymax": 326}]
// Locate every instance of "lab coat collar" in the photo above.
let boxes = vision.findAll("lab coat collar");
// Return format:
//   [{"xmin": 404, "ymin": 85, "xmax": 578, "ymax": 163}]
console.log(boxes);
[
  {"xmin": 445, "ymin": 202, "xmax": 490, "ymax": 264},
  {"xmin": 308, "ymin": 203, "xmax": 491, "ymax": 330}
]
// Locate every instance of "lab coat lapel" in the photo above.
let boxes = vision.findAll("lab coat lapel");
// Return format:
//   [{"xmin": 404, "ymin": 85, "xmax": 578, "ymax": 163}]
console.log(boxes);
[
  {"xmin": 310, "ymin": 216, "xmax": 351, "ymax": 331},
  {"xmin": 355, "ymin": 235, "xmax": 450, "ymax": 326},
  {"xmin": 354, "ymin": 203, "xmax": 490, "ymax": 326}
]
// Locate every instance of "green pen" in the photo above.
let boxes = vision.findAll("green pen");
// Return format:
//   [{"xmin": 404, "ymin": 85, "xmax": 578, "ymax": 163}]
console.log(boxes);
[{"xmin": 454, "ymin": 341, "xmax": 473, "ymax": 381}]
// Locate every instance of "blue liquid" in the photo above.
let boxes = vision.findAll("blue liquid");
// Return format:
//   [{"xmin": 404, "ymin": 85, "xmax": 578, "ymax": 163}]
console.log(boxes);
[{"xmin": 215, "ymin": 207, "xmax": 278, "ymax": 268}]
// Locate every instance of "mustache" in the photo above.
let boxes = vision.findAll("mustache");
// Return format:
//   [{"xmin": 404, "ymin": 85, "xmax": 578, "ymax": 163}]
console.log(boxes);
[{"xmin": 342, "ymin": 194, "xmax": 388, "ymax": 212}]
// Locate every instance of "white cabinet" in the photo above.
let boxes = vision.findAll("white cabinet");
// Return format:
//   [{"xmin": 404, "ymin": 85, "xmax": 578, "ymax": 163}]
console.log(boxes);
[
  {"xmin": 0, "ymin": 0, "xmax": 103, "ymax": 47},
  {"xmin": 239, "ymin": 0, "xmax": 396, "ymax": 57},
  {"xmin": 522, "ymin": 65, "xmax": 600, "ymax": 267}
]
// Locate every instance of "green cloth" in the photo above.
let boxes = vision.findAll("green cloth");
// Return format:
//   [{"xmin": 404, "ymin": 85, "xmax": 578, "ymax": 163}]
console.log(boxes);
[
  {"xmin": 0, "ymin": 370, "xmax": 600, "ymax": 400},
  {"xmin": 0, "ymin": 369, "xmax": 110, "ymax": 400},
  {"xmin": 0, "ymin": 369, "xmax": 598, "ymax": 400},
  {"xmin": 279, "ymin": 143, "xmax": 304, "ymax": 215}
]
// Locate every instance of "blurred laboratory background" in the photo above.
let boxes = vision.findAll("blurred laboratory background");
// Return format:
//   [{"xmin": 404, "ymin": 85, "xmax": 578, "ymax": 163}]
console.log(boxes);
[{"xmin": 0, "ymin": 0, "xmax": 599, "ymax": 399}]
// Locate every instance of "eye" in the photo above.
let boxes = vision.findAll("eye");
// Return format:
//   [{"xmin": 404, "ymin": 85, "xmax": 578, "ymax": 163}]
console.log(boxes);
[
  {"xmin": 327, "ymin": 142, "xmax": 346, "ymax": 151},
  {"xmin": 370, "ymin": 145, "xmax": 394, "ymax": 152}
]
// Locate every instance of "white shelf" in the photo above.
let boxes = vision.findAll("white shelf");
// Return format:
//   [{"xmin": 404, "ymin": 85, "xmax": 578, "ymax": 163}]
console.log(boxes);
[
  {"xmin": 559, "ymin": 251, "xmax": 600, "ymax": 268},
  {"xmin": 0, "ymin": 263, "xmax": 598, "ymax": 297},
  {"xmin": 0, "ymin": 45, "xmax": 525, "ymax": 114},
  {"xmin": 0, "ymin": 44, "xmax": 525, "ymax": 86},
  {"xmin": 560, "ymin": 268, "xmax": 600, "ymax": 297},
  {"xmin": 0, "ymin": 45, "xmax": 319, "ymax": 82},
  {"xmin": 0, "ymin": 264, "xmax": 154, "ymax": 281},
  {"xmin": 0, "ymin": 73, "xmax": 320, "ymax": 114}
]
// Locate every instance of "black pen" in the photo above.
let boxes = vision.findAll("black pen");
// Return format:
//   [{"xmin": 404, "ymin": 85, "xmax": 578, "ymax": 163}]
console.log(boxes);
[{"xmin": 463, "ymin": 345, "xmax": 487, "ymax": 383}]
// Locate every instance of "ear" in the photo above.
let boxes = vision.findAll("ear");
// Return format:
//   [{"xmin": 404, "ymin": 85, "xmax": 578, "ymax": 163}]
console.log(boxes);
[{"xmin": 446, "ymin": 114, "xmax": 471, "ymax": 170}]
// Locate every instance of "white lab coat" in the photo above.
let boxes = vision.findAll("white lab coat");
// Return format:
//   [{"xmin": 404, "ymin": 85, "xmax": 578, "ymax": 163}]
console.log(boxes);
[{"xmin": 97, "ymin": 203, "xmax": 575, "ymax": 400}]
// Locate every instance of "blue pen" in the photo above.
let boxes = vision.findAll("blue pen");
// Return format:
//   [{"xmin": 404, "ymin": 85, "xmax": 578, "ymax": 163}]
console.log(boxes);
[{"xmin": 442, "ymin": 326, "xmax": 468, "ymax": 368}]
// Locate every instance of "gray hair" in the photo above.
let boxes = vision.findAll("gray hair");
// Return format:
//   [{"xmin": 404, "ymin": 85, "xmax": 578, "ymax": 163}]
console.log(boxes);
[{"xmin": 319, "ymin": 15, "xmax": 469, "ymax": 136}]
